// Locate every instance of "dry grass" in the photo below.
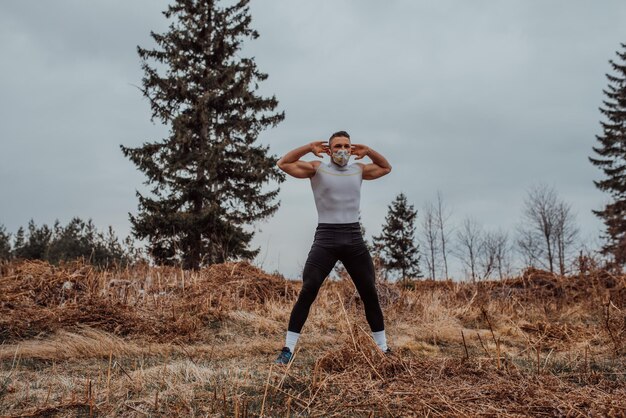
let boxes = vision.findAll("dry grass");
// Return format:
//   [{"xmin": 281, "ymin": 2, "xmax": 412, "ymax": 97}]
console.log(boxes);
[{"xmin": 1, "ymin": 259, "xmax": 625, "ymax": 417}]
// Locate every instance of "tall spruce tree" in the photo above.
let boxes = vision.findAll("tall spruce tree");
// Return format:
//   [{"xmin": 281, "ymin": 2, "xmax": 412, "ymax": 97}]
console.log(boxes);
[
  {"xmin": 372, "ymin": 193, "xmax": 421, "ymax": 281},
  {"xmin": 589, "ymin": 43, "xmax": 626, "ymax": 269},
  {"xmin": 120, "ymin": 0, "xmax": 285, "ymax": 269}
]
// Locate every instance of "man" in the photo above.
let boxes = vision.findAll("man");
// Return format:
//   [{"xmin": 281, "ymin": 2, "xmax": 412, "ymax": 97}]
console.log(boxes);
[{"xmin": 274, "ymin": 130, "xmax": 393, "ymax": 365}]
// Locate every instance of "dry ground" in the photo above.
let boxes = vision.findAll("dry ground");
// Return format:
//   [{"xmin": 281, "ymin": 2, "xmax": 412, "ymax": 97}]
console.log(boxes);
[{"xmin": 1, "ymin": 259, "xmax": 625, "ymax": 417}]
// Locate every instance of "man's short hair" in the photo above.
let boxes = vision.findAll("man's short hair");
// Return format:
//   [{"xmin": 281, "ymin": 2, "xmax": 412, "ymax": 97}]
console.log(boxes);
[{"xmin": 329, "ymin": 130, "xmax": 350, "ymax": 147}]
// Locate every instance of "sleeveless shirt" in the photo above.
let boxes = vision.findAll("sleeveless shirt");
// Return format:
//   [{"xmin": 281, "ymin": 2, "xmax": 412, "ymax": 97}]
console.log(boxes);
[{"xmin": 310, "ymin": 161, "xmax": 363, "ymax": 224}]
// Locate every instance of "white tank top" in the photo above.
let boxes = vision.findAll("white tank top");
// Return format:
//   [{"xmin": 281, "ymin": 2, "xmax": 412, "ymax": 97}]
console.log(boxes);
[{"xmin": 310, "ymin": 161, "xmax": 363, "ymax": 223}]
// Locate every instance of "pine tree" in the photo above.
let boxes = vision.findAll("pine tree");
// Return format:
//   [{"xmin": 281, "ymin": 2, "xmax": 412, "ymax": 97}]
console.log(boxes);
[
  {"xmin": 47, "ymin": 218, "xmax": 87, "ymax": 264},
  {"xmin": 12, "ymin": 227, "xmax": 25, "ymax": 258},
  {"xmin": 0, "ymin": 225, "xmax": 11, "ymax": 261},
  {"xmin": 589, "ymin": 43, "xmax": 626, "ymax": 269},
  {"xmin": 13, "ymin": 219, "xmax": 52, "ymax": 260},
  {"xmin": 120, "ymin": 0, "xmax": 285, "ymax": 270},
  {"xmin": 372, "ymin": 193, "xmax": 421, "ymax": 282},
  {"xmin": 46, "ymin": 218, "xmax": 129, "ymax": 268}
]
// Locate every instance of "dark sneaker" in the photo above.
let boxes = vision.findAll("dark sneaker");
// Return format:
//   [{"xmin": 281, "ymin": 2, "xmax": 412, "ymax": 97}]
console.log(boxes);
[
  {"xmin": 274, "ymin": 347, "xmax": 293, "ymax": 365},
  {"xmin": 383, "ymin": 347, "xmax": 393, "ymax": 356}
]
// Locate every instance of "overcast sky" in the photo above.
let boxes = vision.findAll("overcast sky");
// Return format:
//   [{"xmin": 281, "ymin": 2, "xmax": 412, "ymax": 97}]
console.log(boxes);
[{"xmin": 1, "ymin": 1, "xmax": 625, "ymax": 279}]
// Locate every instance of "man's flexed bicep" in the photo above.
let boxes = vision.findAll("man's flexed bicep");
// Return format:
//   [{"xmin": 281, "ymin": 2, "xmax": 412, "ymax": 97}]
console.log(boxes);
[
  {"xmin": 352, "ymin": 144, "xmax": 392, "ymax": 180},
  {"xmin": 277, "ymin": 141, "xmax": 327, "ymax": 179},
  {"xmin": 277, "ymin": 160, "xmax": 321, "ymax": 178}
]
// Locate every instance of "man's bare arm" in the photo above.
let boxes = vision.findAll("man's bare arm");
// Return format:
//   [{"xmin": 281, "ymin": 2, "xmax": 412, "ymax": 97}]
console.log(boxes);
[
  {"xmin": 277, "ymin": 142, "xmax": 327, "ymax": 179},
  {"xmin": 353, "ymin": 144, "xmax": 392, "ymax": 180}
]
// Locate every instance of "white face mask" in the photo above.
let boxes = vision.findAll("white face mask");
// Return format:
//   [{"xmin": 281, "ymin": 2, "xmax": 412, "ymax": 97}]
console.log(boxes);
[{"xmin": 331, "ymin": 149, "xmax": 350, "ymax": 166}]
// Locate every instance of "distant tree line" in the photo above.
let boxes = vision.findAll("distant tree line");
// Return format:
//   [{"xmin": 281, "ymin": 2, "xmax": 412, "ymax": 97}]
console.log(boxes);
[
  {"xmin": 0, "ymin": 218, "xmax": 143, "ymax": 268},
  {"xmin": 367, "ymin": 183, "xmax": 585, "ymax": 282}
]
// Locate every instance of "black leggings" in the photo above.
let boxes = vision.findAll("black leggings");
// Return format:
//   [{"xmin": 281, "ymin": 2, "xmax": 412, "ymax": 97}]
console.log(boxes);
[{"xmin": 288, "ymin": 222, "xmax": 385, "ymax": 333}]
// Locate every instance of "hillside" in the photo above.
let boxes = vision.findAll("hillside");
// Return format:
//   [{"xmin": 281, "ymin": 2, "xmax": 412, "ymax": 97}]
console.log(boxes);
[{"xmin": 1, "ymin": 259, "xmax": 625, "ymax": 417}]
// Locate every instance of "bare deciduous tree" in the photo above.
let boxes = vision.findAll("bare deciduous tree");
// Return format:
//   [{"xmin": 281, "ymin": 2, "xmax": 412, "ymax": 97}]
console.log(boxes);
[
  {"xmin": 420, "ymin": 201, "xmax": 439, "ymax": 280},
  {"xmin": 455, "ymin": 217, "xmax": 483, "ymax": 281},
  {"xmin": 554, "ymin": 201, "xmax": 580, "ymax": 275},
  {"xmin": 479, "ymin": 230, "xmax": 498, "ymax": 279},
  {"xmin": 517, "ymin": 225, "xmax": 542, "ymax": 268},
  {"xmin": 493, "ymin": 228, "xmax": 513, "ymax": 279},
  {"xmin": 480, "ymin": 228, "xmax": 512, "ymax": 279},
  {"xmin": 517, "ymin": 184, "xmax": 579, "ymax": 275},
  {"xmin": 435, "ymin": 190, "xmax": 452, "ymax": 280}
]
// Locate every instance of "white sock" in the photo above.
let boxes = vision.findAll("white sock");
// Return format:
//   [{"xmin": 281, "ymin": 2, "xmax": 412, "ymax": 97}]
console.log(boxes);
[
  {"xmin": 285, "ymin": 331, "xmax": 300, "ymax": 352},
  {"xmin": 372, "ymin": 330, "xmax": 388, "ymax": 351}
]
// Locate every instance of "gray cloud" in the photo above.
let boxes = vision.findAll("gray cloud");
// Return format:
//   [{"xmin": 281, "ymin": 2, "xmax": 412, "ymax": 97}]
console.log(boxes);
[{"xmin": 1, "ymin": 0, "xmax": 624, "ymax": 279}]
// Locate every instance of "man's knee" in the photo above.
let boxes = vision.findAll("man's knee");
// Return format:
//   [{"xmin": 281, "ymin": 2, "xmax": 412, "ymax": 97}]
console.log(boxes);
[
  {"xmin": 298, "ymin": 282, "xmax": 321, "ymax": 302},
  {"xmin": 359, "ymin": 286, "xmax": 380, "ymax": 304}
]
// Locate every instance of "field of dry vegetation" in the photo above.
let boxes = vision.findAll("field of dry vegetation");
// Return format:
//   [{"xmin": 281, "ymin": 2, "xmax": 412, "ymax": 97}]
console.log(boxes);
[{"xmin": 1, "ymin": 259, "xmax": 625, "ymax": 417}]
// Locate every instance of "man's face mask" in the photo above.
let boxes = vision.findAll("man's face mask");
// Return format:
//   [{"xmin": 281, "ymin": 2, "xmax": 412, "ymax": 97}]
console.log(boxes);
[{"xmin": 331, "ymin": 149, "xmax": 350, "ymax": 166}]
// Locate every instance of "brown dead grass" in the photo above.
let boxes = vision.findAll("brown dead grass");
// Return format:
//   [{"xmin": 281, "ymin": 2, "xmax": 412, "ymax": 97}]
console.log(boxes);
[
  {"xmin": 0, "ymin": 259, "xmax": 298, "ymax": 343},
  {"xmin": 1, "ymin": 259, "xmax": 625, "ymax": 417}
]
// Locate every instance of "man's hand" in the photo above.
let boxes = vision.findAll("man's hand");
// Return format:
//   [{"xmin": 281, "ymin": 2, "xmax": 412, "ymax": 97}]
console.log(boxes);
[
  {"xmin": 310, "ymin": 141, "xmax": 330, "ymax": 157},
  {"xmin": 350, "ymin": 143, "xmax": 370, "ymax": 160}
]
